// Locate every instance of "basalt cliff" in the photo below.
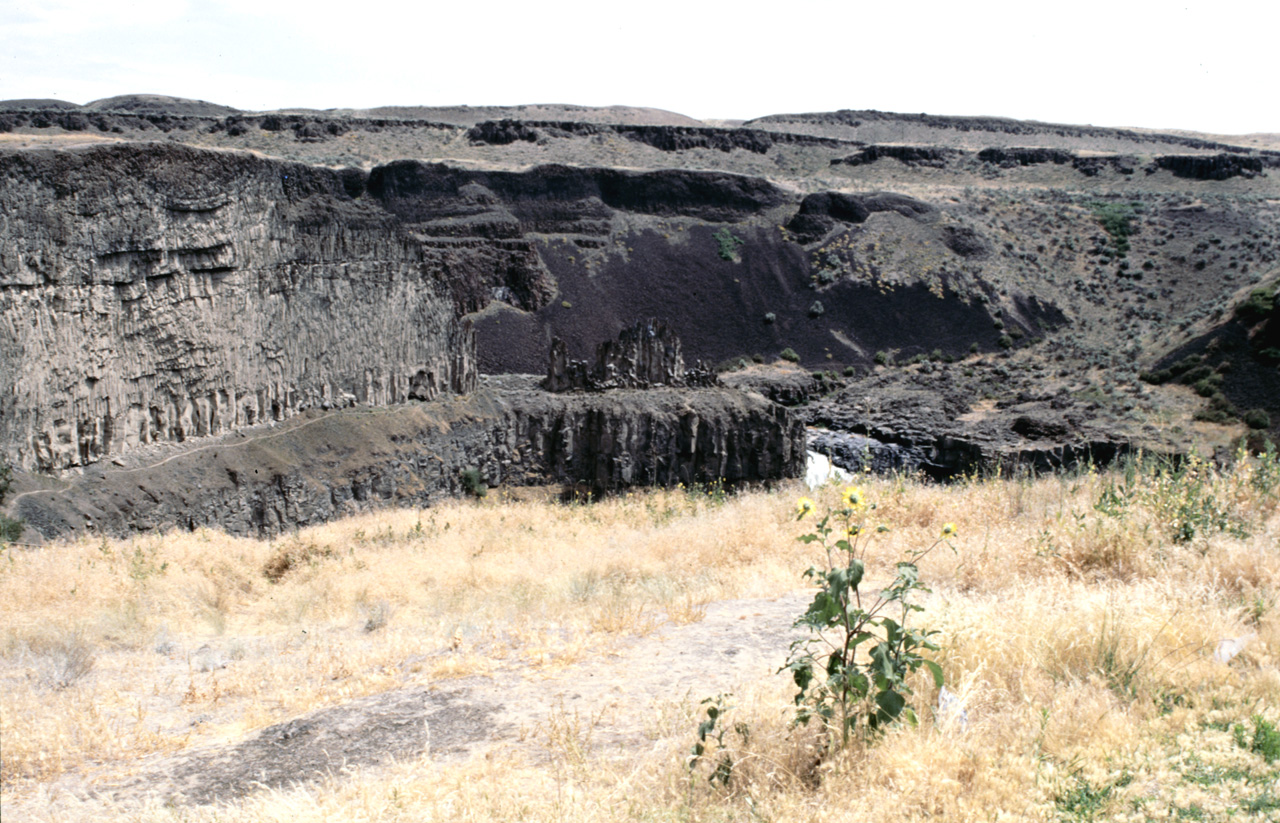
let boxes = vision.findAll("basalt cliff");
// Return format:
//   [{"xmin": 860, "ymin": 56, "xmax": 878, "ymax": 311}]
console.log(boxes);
[
  {"xmin": 4, "ymin": 97, "xmax": 1280, "ymax": 536},
  {"xmin": 1, "ymin": 144, "xmax": 475, "ymax": 473}
]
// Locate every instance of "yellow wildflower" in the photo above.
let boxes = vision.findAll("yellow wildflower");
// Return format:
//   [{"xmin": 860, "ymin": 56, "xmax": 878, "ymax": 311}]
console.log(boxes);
[
  {"xmin": 841, "ymin": 486, "xmax": 866, "ymax": 509},
  {"xmin": 941, "ymin": 522, "xmax": 957, "ymax": 538},
  {"xmin": 796, "ymin": 497, "xmax": 817, "ymax": 518}
]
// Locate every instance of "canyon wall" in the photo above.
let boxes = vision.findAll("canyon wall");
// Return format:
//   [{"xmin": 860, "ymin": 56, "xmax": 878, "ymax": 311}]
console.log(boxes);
[
  {"xmin": 15, "ymin": 376, "xmax": 804, "ymax": 538},
  {"xmin": 0, "ymin": 143, "xmax": 476, "ymax": 472},
  {"xmin": 1, "ymin": 143, "xmax": 802, "ymax": 474}
]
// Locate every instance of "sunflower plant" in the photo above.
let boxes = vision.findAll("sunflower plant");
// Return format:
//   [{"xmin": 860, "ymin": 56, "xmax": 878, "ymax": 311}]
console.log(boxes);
[{"xmin": 784, "ymin": 487, "xmax": 952, "ymax": 748}]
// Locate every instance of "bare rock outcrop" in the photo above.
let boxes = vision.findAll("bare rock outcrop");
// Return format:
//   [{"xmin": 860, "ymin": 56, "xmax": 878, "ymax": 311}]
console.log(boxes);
[
  {"xmin": 0, "ymin": 142, "xmax": 794, "ymax": 475},
  {"xmin": 15, "ymin": 376, "xmax": 805, "ymax": 539},
  {"xmin": 0, "ymin": 143, "xmax": 475, "ymax": 472},
  {"xmin": 544, "ymin": 319, "xmax": 716, "ymax": 392}
]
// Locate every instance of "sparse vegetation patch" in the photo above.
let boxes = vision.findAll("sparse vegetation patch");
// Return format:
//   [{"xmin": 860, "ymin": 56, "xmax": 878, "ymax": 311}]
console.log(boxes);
[
  {"xmin": 1089, "ymin": 201, "xmax": 1140, "ymax": 256},
  {"xmin": 713, "ymin": 227, "xmax": 744, "ymax": 261}
]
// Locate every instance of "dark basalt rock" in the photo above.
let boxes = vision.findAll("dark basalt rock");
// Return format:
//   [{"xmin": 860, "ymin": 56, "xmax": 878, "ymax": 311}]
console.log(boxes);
[
  {"xmin": 14, "ymin": 376, "xmax": 804, "ymax": 539},
  {"xmin": 467, "ymin": 119, "xmax": 540, "ymax": 145},
  {"xmin": 545, "ymin": 319, "xmax": 717, "ymax": 392},
  {"xmin": 1012, "ymin": 414, "xmax": 1071, "ymax": 440},
  {"xmin": 748, "ymin": 108, "xmax": 1253, "ymax": 153},
  {"xmin": 833, "ymin": 145, "xmax": 960, "ymax": 168},
  {"xmin": 941, "ymin": 225, "xmax": 992, "ymax": 259},
  {"xmin": 785, "ymin": 191, "xmax": 937, "ymax": 243},
  {"xmin": 1153, "ymin": 154, "xmax": 1271, "ymax": 181},
  {"xmin": 1072, "ymin": 155, "xmax": 1138, "ymax": 176},
  {"xmin": 719, "ymin": 369, "xmax": 821, "ymax": 406},
  {"xmin": 808, "ymin": 429, "xmax": 933, "ymax": 476},
  {"xmin": 0, "ymin": 143, "xmax": 476, "ymax": 472},
  {"xmin": 463, "ymin": 120, "xmax": 849, "ymax": 153},
  {"xmin": 367, "ymin": 161, "xmax": 790, "ymax": 224},
  {"xmin": 978, "ymin": 147, "xmax": 1076, "ymax": 166}
]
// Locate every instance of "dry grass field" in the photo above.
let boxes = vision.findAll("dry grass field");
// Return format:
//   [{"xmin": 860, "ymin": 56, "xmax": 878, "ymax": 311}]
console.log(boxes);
[{"xmin": 2, "ymin": 450, "xmax": 1279, "ymax": 821}]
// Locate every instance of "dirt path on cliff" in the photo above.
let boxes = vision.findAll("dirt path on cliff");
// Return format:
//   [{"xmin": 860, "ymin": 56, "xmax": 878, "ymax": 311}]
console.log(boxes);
[
  {"xmin": 60, "ymin": 591, "xmax": 814, "ymax": 809},
  {"xmin": 8, "ymin": 408, "xmax": 359, "ymax": 509}
]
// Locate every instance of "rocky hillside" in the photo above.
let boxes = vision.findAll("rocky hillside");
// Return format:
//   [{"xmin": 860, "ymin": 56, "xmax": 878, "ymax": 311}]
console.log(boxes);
[{"xmin": 3, "ymin": 94, "xmax": 1279, "ymax": 534}]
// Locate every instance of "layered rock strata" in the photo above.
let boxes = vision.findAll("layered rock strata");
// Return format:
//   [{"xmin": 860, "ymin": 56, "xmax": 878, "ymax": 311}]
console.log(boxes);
[
  {"xmin": 0, "ymin": 143, "xmax": 475, "ymax": 472},
  {"xmin": 2, "ymin": 144, "xmax": 792, "ymax": 473},
  {"xmin": 14, "ymin": 376, "xmax": 805, "ymax": 538}
]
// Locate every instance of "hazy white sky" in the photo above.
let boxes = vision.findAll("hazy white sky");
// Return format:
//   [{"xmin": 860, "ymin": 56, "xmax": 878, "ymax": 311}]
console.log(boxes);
[{"xmin": 1, "ymin": 0, "xmax": 1274, "ymax": 134}]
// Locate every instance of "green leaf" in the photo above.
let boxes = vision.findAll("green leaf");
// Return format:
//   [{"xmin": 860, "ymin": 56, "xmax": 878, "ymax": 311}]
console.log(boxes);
[
  {"xmin": 849, "ymin": 630, "xmax": 875, "ymax": 649},
  {"xmin": 876, "ymin": 689, "xmax": 906, "ymax": 720},
  {"xmin": 799, "ymin": 589, "xmax": 841, "ymax": 627},
  {"xmin": 922, "ymin": 659, "xmax": 944, "ymax": 688},
  {"xmin": 847, "ymin": 558, "xmax": 864, "ymax": 589},
  {"xmin": 826, "ymin": 652, "xmax": 845, "ymax": 677}
]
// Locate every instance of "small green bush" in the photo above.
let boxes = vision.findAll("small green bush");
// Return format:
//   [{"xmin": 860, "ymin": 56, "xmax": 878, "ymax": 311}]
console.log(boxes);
[
  {"xmin": 997, "ymin": 334, "xmax": 1014, "ymax": 349},
  {"xmin": 780, "ymin": 347, "xmax": 801, "ymax": 363},
  {"xmin": 714, "ymin": 227, "xmax": 744, "ymax": 261},
  {"xmin": 1089, "ymin": 201, "xmax": 1139, "ymax": 256},
  {"xmin": 1236, "ymin": 285, "xmax": 1276, "ymax": 322},
  {"xmin": 1194, "ymin": 376, "xmax": 1223, "ymax": 398},
  {"xmin": 809, "ymin": 300, "xmax": 825, "ymax": 317},
  {"xmin": 873, "ymin": 351, "xmax": 889, "ymax": 366},
  {"xmin": 459, "ymin": 467, "xmax": 487, "ymax": 498},
  {"xmin": 1195, "ymin": 392, "xmax": 1238, "ymax": 424},
  {"xmin": 1244, "ymin": 408, "xmax": 1272, "ymax": 430},
  {"xmin": 561, "ymin": 300, "xmax": 572, "ymax": 309},
  {"xmin": 843, "ymin": 366, "xmax": 855, "ymax": 377},
  {"xmin": 1235, "ymin": 715, "xmax": 1280, "ymax": 763},
  {"xmin": 763, "ymin": 312, "xmax": 776, "ymax": 324},
  {"xmin": 1182, "ymin": 365, "xmax": 1214, "ymax": 384}
]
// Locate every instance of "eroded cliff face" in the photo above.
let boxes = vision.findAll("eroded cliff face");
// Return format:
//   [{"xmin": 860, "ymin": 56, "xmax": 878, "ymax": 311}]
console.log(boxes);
[
  {"xmin": 0, "ymin": 143, "xmax": 476, "ymax": 472},
  {"xmin": 15, "ymin": 376, "xmax": 804, "ymax": 539},
  {"xmin": 1, "ymin": 143, "xmax": 810, "ymax": 474}
]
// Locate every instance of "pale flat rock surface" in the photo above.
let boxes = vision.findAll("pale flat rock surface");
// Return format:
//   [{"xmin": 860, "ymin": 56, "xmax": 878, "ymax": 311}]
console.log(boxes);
[{"xmin": 42, "ymin": 592, "xmax": 811, "ymax": 809}]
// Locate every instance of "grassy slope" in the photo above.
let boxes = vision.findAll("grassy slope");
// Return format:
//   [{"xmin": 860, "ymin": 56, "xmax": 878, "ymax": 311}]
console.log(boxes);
[{"xmin": 3, "ymin": 453, "xmax": 1278, "ymax": 821}]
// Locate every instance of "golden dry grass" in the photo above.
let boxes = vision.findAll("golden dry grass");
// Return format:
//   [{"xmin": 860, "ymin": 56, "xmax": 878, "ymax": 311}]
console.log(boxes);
[{"xmin": 3, "ymin": 452, "xmax": 1279, "ymax": 821}]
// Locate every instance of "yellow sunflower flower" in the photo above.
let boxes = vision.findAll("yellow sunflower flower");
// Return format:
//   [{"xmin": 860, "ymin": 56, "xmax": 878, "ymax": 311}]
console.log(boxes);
[
  {"xmin": 841, "ymin": 486, "xmax": 866, "ymax": 509},
  {"xmin": 941, "ymin": 522, "xmax": 958, "ymax": 538},
  {"xmin": 796, "ymin": 497, "xmax": 817, "ymax": 518}
]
